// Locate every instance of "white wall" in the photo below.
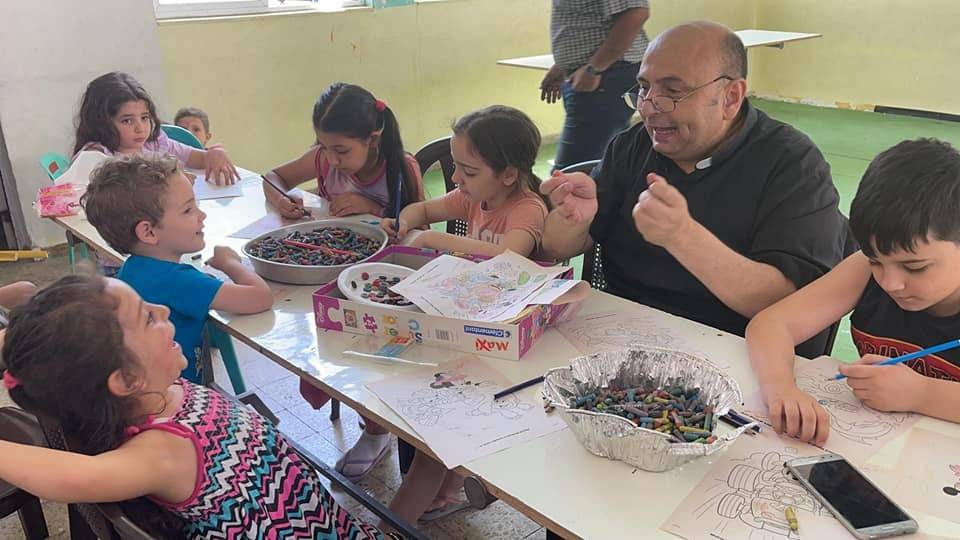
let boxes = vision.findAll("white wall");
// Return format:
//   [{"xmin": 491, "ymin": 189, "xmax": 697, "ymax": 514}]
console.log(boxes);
[{"xmin": 0, "ymin": 0, "xmax": 169, "ymax": 247}]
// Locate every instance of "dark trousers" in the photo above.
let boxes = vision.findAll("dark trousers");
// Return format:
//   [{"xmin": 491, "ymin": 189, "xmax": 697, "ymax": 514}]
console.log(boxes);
[{"xmin": 554, "ymin": 61, "xmax": 639, "ymax": 171}]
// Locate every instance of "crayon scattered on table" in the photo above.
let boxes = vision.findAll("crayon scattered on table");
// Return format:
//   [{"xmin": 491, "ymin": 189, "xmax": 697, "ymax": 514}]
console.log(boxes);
[{"xmin": 785, "ymin": 505, "xmax": 799, "ymax": 532}]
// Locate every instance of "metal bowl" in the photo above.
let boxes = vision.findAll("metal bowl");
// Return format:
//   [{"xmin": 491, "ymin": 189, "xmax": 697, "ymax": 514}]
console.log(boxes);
[
  {"xmin": 243, "ymin": 219, "xmax": 388, "ymax": 285},
  {"xmin": 542, "ymin": 345, "xmax": 751, "ymax": 472}
]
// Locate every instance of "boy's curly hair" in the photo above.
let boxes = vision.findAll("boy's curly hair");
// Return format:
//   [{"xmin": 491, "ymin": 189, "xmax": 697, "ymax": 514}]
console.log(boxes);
[{"xmin": 82, "ymin": 154, "xmax": 180, "ymax": 254}]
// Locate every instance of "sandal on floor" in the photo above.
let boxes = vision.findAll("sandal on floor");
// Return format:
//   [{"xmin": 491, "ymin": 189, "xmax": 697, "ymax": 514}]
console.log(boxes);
[
  {"xmin": 334, "ymin": 442, "xmax": 390, "ymax": 482},
  {"xmin": 419, "ymin": 499, "xmax": 471, "ymax": 523}
]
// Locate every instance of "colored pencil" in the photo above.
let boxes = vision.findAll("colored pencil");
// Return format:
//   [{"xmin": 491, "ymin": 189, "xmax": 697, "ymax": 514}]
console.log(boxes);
[
  {"xmin": 829, "ymin": 338, "xmax": 960, "ymax": 380},
  {"xmin": 493, "ymin": 376, "xmax": 545, "ymax": 401},
  {"xmin": 392, "ymin": 172, "xmax": 403, "ymax": 233},
  {"xmin": 261, "ymin": 174, "xmax": 306, "ymax": 216}
]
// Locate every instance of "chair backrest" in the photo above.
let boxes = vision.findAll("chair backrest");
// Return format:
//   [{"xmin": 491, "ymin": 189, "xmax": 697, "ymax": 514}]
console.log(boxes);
[
  {"xmin": 414, "ymin": 136, "xmax": 466, "ymax": 236},
  {"xmin": 160, "ymin": 124, "xmax": 204, "ymax": 150},
  {"xmin": 560, "ymin": 160, "xmax": 604, "ymax": 289},
  {"xmin": 39, "ymin": 152, "xmax": 71, "ymax": 181},
  {"xmin": 33, "ymin": 413, "xmax": 154, "ymax": 539}
]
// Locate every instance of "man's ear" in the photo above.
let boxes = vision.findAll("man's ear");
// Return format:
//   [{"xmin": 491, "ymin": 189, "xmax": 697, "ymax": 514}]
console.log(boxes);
[
  {"xmin": 722, "ymin": 79, "xmax": 748, "ymax": 120},
  {"xmin": 107, "ymin": 368, "xmax": 142, "ymax": 397},
  {"xmin": 134, "ymin": 220, "xmax": 159, "ymax": 246}
]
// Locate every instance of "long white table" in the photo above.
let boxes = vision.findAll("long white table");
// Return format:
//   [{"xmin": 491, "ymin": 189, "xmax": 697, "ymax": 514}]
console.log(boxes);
[
  {"xmin": 497, "ymin": 29, "xmax": 822, "ymax": 71},
  {"xmin": 52, "ymin": 172, "xmax": 960, "ymax": 539}
]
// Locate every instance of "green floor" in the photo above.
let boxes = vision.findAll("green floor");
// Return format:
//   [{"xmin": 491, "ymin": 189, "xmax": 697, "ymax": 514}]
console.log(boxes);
[{"xmin": 421, "ymin": 98, "xmax": 960, "ymax": 361}]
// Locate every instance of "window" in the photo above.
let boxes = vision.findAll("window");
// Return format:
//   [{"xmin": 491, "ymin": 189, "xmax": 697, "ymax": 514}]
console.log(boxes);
[{"xmin": 154, "ymin": 0, "xmax": 365, "ymax": 19}]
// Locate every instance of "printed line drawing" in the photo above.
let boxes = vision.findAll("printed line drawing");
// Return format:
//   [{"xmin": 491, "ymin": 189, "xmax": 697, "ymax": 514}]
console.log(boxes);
[
  {"xmin": 367, "ymin": 358, "xmax": 566, "ymax": 468},
  {"xmin": 794, "ymin": 369, "xmax": 910, "ymax": 446},
  {"xmin": 661, "ymin": 433, "xmax": 848, "ymax": 540},
  {"xmin": 396, "ymin": 371, "xmax": 533, "ymax": 427},
  {"xmin": 741, "ymin": 357, "xmax": 916, "ymax": 461},
  {"xmin": 702, "ymin": 449, "xmax": 828, "ymax": 540},
  {"xmin": 558, "ymin": 312, "xmax": 693, "ymax": 353}
]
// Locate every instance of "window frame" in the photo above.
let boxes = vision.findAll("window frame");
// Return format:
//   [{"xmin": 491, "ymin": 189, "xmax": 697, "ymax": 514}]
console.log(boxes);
[{"xmin": 154, "ymin": 0, "xmax": 366, "ymax": 20}]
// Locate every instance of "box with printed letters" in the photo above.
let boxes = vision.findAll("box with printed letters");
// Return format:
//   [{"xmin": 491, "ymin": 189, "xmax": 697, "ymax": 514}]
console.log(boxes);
[{"xmin": 312, "ymin": 246, "xmax": 575, "ymax": 360}]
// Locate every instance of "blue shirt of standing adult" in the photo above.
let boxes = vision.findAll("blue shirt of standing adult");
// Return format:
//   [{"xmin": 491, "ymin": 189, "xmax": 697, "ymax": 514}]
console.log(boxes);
[{"xmin": 118, "ymin": 254, "xmax": 223, "ymax": 383}]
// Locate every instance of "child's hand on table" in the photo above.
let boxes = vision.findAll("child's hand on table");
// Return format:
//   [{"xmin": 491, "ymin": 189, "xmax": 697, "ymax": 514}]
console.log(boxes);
[
  {"xmin": 330, "ymin": 192, "xmax": 381, "ymax": 217},
  {"xmin": 205, "ymin": 147, "xmax": 240, "ymax": 186},
  {"xmin": 271, "ymin": 195, "xmax": 310, "ymax": 219},
  {"xmin": 380, "ymin": 217, "xmax": 411, "ymax": 239},
  {"xmin": 763, "ymin": 383, "xmax": 831, "ymax": 446}
]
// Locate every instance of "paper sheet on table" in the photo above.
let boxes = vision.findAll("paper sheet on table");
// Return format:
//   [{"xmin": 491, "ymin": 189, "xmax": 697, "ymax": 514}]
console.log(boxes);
[
  {"xmin": 525, "ymin": 279, "xmax": 590, "ymax": 305},
  {"xmin": 866, "ymin": 428, "xmax": 960, "ymax": 526},
  {"xmin": 54, "ymin": 150, "xmax": 108, "ymax": 186},
  {"xmin": 390, "ymin": 251, "xmax": 570, "ymax": 322},
  {"xmin": 366, "ymin": 356, "xmax": 566, "ymax": 468},
  {"xmin": 741, "ymin": 355, "xmax": 919, "ymax": 464},
  {"xmin": 193, "ymin": 174, "xmax": 244, "ymax": 200},
  {"xmin": 660, "ymin": 429, "xmax": 849, "ymax": 540},
  {"xmin": 556, "ymin": 309, "xmax": 718, "ymax": 368}
]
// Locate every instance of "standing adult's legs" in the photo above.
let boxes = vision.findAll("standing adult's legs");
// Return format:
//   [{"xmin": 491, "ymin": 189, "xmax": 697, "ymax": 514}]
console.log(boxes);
[{"xmin": 553, "ymin": 61, "xmax": 639, "ymax": 171}]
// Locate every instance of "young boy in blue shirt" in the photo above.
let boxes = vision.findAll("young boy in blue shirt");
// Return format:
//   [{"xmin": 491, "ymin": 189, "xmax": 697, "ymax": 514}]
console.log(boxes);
[
  {"xmin": 83, "ymin": 154, "xmax": 273, "ymax": 382},
  {"xmin": 747, "ymin": 138, "xmax": 960, "ymax": 446}
]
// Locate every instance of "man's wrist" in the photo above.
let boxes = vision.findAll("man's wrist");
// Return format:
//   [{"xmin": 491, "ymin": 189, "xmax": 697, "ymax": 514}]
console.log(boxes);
[
  {"xmin": 662, "ymin": 216, "xmax": 699, "ymax": 253},
  {"xmin": 585, "ymin": 63, "xmax": 605, "ymax": 77}
]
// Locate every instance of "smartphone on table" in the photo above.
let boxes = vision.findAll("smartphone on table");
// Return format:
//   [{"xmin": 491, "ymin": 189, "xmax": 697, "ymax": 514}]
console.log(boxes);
[{"xmin": 784, "ymin": 454, "xmax": 918, "ymax": 539}]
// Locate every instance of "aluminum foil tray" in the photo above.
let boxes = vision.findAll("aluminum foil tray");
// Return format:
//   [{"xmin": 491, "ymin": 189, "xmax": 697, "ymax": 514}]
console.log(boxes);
[{"xmin": 542, "ymin": 345, "xmax": 751, "ymax": 472}]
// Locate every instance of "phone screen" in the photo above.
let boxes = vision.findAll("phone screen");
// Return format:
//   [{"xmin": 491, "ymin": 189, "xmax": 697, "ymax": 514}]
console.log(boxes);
[{"xmin": 792, "ymin": 458, "xmax": 910, "ymax": 529}]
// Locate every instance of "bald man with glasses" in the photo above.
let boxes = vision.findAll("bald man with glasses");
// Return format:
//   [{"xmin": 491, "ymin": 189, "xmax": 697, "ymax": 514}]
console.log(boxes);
[{"xmin": 541, "ymin": 21, "xmax": 851, "ymax": 352}]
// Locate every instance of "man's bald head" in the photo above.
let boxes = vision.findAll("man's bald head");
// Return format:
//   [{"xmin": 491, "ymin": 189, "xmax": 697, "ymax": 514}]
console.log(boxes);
[{"xmin": 646, "ymin": 21, "xmax": 747, "ymax": 79}]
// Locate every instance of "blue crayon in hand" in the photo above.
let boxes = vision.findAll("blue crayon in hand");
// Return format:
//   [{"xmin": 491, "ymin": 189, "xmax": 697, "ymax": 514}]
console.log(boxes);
[{"xmin": 830, "ymin": 338, "xmax": 960, "ymax": 380}]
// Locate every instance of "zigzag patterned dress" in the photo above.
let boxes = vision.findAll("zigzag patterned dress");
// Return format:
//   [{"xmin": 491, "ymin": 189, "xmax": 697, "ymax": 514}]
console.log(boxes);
[{"xmin": 141, "ymin": 381, "xmax": 388, "ymax": 539}]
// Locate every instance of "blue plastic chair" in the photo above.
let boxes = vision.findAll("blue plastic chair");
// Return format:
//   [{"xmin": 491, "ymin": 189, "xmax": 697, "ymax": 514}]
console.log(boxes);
[
  {"xmin": 207, "ymin": 323, "xmax": 247, "ymax": 394},
  {"xmin": 161, "ymin": 124, "xmax": 204, "ymax": 150},
  {"xmin": 39, "ymin": 152, "xmax": 70, "ymax": 181},
  {"xmin": 39, "ymin": 152, "xmax": 90, "ymax": 271}
]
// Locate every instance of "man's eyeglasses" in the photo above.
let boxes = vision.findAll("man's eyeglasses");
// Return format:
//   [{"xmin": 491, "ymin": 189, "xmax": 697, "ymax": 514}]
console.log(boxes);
[{"xmin": 622, "ymin": 75, "xmax": 734, "ymax": 113}]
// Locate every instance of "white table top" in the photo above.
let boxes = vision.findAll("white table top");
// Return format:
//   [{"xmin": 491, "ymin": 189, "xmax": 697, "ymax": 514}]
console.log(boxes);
[
  {"xmin": 496, "ymin": 29, "xmax": 823, "ymax": 71},
  {"xmin": 52, "ymin": 169, "xmax": 960, "ymax": 539}
]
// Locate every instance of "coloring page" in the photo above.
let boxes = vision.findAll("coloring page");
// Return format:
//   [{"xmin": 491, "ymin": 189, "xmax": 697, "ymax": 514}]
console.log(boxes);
[
  {"xmin": 661, "ymin": 431, "xmax": 848, "ymax": 540},
  {"xmin": 555, "ymin": 309, "xmax": 735, "ymax": 371},
  {"xmin": 391, "ymin": 251, "xmax": 569, "ymax": 322},
  {"xmin": 367, "ymin": 356, "xmax": 566, "ymax": 468},
  {"xmin": 741, "ymin": 356, "xmax": 918, "ymax": 464},
  {"xmin": 872, "ymin": 428, "xmax": 960, "ymax": 525}
]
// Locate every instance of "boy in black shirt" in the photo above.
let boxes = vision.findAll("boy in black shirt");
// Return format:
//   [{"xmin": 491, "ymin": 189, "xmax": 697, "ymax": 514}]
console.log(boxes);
[{"xmin": 747, "ymin": 138, "xmax": 960, "ymax": 445}]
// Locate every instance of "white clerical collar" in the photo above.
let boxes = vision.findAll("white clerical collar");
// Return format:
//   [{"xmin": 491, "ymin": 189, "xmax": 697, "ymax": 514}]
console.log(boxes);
[{"xmin": 695, "ymin": 157, "xmax": 712, "ymax": 170}]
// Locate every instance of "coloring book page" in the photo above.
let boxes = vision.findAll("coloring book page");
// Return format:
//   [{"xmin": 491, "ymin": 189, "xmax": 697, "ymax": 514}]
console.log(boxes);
[
  {"xmin": 868, "ymin": 428, "xmax": 960, "ymax": 526},
  {"xmin": 741, "ymin": 356, "xmax": 919, "ymax": 464},
  {"xmin": 555, "ymin": 309, "xmax": 736, "ymax": 371},
  {"xmin": 661, "ymin": 430, "xmax": 849, "ymax": 540},
  {"xmin": 367, "ymin": 356, "xmax": 566, "ymax": 468},
  {"xmin": 391, "ymin": 251, "xmax": 569, "ymax": 323}
]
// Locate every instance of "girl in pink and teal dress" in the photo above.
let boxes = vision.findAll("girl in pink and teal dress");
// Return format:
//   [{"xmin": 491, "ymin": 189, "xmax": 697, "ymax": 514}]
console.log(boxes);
[{"xmin": 0, "ymin": 275, "xmax": 397, "ymax": 539}]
